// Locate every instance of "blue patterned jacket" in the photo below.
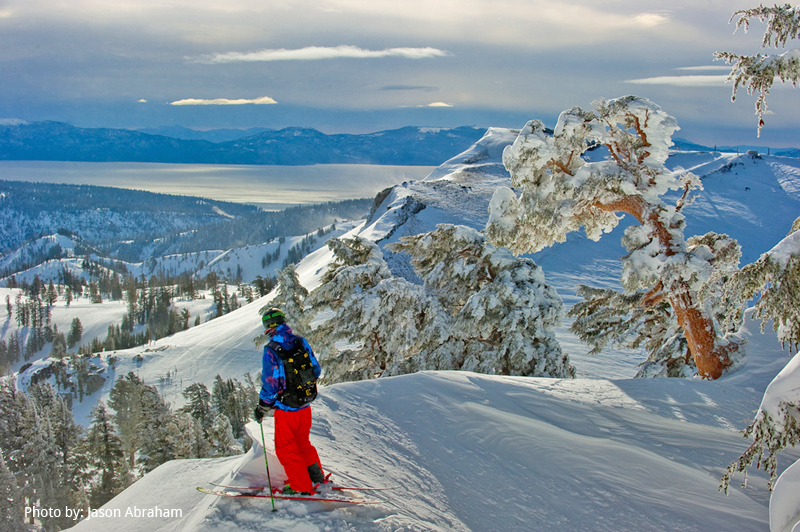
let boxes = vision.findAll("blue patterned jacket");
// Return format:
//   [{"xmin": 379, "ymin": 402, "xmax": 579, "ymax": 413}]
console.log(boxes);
[{"xmin": 259, "ymin": 324, "xmax": 321, "ymax": 411}]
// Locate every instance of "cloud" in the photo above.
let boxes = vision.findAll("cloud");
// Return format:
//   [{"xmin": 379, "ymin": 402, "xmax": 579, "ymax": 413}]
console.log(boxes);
[
  {"xmin": 425, "ymin": 102, "xmax": 453, "ymax": 107},
  {"xmin": 138, "ymin": 99, "xmax": 148, "ymax": 103},
  {"xmin": 381, "ymin": 85, "xmax": 437, "ymax": 92},
  {"xmin": 198, "ymin": 45, "xmax": 451, "ymax": 64},
  {"xmin": 631, "ymin": 13, "xmax": 670, "ymax": 27},
  {"xmin": 676, "ymin": 66, "xmax": 733, "ymax": 71},
  {"xmin": 625, "ymin": 75, "xmax": 728, "ymax": 87},
  {"xmin": 169, "ymin": 96, "xmax": 278, "ymax": 106}
]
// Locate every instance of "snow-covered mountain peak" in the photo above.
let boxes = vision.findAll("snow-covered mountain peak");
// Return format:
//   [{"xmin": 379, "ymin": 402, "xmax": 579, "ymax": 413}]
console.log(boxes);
[{"xmin": 423, "ymin": 126, "xmax": 517, "ymax": 183}]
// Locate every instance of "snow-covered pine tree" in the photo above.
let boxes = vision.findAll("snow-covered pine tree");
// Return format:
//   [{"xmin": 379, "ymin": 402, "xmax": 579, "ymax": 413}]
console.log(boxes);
[
  {"xmin": 255, "ymin": 263, "xmax": 309, "ymax": 349},
  {"xmin": 391, "ymin": 224, "xmax": 573, "ymax": 377},
  {"xmin": 715, "ymin": 4, "xmax": 800, "ymax": 136},
  {"xmin": 0, "ymin": 450, "xmax": 26, "ymax": 532},
  {"xmin": 207, "ymin": 413, "xmax": 242, "ymax": 457},
  {"xmin": 84, "ymin": 401, "xmax": 131, "ymax": 508},
  {"xmin": 178, "ymin": 382, "xmax": 213, "ymax": 435},
  {"xmin": 0, "ymin": 378, "xmax": 27, "ymax": 484},
  {"xmin": 719, "ymin": 219, "xmax": 800, "ymax": 497},
  {"xmin": 108, "ymin": 372, "xmax": 147, "ymax": 466},
  {"xmin": 135, "ymin": 384, "xmax": 177, "ymax": 473},
  {"xmin": 486, "ymin": 96, "xmax": 741, "ymax": 380},
  {"xmin": 24, "ymin": 383, "xmax": 87, "ymax": 524},
  {"xmin": 166, "ymin": 412, "xmax": 207, "ymax": 460},
  {"xmin": 319, "ymin": 276, "xmax": 443, "ymax": 382},
  {"xmin": 304, "ymin": 236, "xmax": 394, "ymax": 362},
  {"xmin": 712, "ymin": 219, "xmax": 800, "ymax": 352},
  {"xmin": 19, "ymin": 399, "xmax": 62, "ymax": 529}
]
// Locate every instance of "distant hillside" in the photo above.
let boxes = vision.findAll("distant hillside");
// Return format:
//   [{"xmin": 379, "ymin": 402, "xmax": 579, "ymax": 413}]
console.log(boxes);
[
  {"xmin": 0, "ymin": 179, "xmax": 260, "ymax": 253},
  {"xmin": 136, "ymin": 125, "xmax": 274, "ymax": 142},
  {"xmin": 0, "ymin": 121, "xmax": 486, "ymax": 166}
]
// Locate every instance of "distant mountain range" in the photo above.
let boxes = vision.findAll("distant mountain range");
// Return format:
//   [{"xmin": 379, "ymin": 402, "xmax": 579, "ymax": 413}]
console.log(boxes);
[
  {"xmin": 672, "ymin": 138, "xmax": 800, "ymax": 158},
  {"xmin": 0, "ymin": 121, "xmax": 487, "ymax": 166}
]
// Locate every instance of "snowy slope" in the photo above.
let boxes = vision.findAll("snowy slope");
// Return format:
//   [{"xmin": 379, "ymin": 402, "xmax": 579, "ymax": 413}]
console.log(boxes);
[
  {"xmin": 3, "ymin": 221, "xmax": 362, "ymax": 287},
  {"xmin": 66, "ymin": 312, "xmax": 795, "ymax": 532}
]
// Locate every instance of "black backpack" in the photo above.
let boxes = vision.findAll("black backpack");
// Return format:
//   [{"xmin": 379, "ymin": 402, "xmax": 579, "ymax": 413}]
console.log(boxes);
[{"xmin": 269, "ymin": 337, "xmax": 318, "ymax": 409}]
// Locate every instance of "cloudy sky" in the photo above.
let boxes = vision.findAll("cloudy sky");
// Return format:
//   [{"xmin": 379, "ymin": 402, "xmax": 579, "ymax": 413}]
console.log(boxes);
[{"xmin": 2, "ymin": 0, "xmax": 798, "ymax": 146}]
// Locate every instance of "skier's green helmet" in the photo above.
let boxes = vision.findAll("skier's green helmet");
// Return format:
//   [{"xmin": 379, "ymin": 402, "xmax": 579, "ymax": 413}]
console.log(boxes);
[{"xmin": 261, "ymin": 307, "xmax": 286, "ymax": 330}]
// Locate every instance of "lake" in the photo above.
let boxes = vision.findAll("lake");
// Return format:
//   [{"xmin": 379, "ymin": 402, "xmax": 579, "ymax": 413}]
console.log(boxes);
[{"xmin": 0, "ymin": 161, "xmax": 437, "ymax": 210}]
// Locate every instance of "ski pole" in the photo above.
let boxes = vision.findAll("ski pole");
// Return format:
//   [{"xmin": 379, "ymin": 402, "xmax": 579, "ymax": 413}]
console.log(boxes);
[{"xmin": 259, "ymin": 419, "xmax": 277, "ymax": 512}]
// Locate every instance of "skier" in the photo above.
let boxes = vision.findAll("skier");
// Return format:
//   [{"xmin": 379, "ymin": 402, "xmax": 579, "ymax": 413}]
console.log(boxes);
[{"xmin": 253, "ymin": 307, "xmax": 325, "ymax": 495}]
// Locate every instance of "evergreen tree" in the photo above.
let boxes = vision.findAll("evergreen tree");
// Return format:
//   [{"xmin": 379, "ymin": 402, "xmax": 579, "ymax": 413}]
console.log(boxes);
[
  {"xmin": 0, "ymin": 378, "xmax": 27, "ymax": 491},
  {"xmin": 67, "ymin": 317, "xmax": 83, "ymax": 349},
  {"xmin": 20, "ymin": 401, "xmax": 62, "ymax": 530},
  {"xmin": 5, "ymin": 333, "xmax": 21, "ymax": 367},
  {"xmin": 135, "ymin": 385, "xmax": 177, "ymax": 473},
  {"xmin": 0, "ymin": 451, "xmax": 26, "ymax": 532},
  {"xmin": 50, "ymin": 331, "xmax": 68, "ymax": 360},
  {"xmin": 393, "ymin": 224, "xmax": 572, "ymax": 378},
  {"xmin": 711, "ymin": 220, "xmax": 800, "ymax": 352},
  {"xmin": 0, "ymin": 341, "xmax": 8, "ymax": 374},
  {"xmin": 108, "ymin": 372, "xmax": 147, "ymax": 466},
  {"xmin": 84, "ymin": 401, "xmax": 130, "ymax": 508},
  {"xmin": 207, "ymin": 414, "xmax": 242, "ymax": 457},
  {"xmin": 179, "ymin": 382, "xmax": 213, "ymax": 434}
]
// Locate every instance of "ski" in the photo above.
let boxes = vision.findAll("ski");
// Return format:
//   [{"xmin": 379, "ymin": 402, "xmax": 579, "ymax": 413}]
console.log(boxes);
[
  {"xmin": 196, "ymin": 486, "xmax": 380, "ymax": 505},
  {"xmin": 209, "ymin": 481, "xmax": 396, "ymax": 492}
]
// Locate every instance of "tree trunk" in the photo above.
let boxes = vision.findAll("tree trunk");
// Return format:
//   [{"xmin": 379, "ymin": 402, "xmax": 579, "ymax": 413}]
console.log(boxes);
[{"xmin": 669, "ymin": 288, "xmax": 733, "ymax": 380}]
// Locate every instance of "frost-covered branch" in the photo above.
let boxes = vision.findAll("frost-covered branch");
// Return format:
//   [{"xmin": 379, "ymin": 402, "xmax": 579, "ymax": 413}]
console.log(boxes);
[
  {"xmin": 568, "ymin": 285, "xmax": 693, "ymax": 378},
  {"xmin": 720, "ymin": 355, "xmax": 800, "ymax": 492},
  {"xmin": 712, "ymin": 222, "xmax": 800, "ymax": 352},
  {"xmin": 715, "ymin": 3, "xmax": 800, "ymax": 136}
]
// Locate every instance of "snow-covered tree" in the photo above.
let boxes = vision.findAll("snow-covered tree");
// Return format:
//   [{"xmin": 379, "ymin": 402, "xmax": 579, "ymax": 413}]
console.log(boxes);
[
  {"xmin": 391, "ymin": 224, "xmax": 573, "ymax": 377},
  {"xmin": 304, "ymin": 236, "xmax": 394, "ymax": 361},
  {"xmin": 486, "ymin": 96, "xmax": 741, "ymax": 380},
  {"xmin": 306, "ymin": 228, "xmax": 572, "ymax": 381},
  {"xmin": 255, "ymin": 263, "xmax": 309, "ymax": 348},
  {"xmin": 318, "ymin": 276, "xmax": 444, "ymax": 382},
  {"xmin": 108, "ymin": 372, "xmax": 147, "ymax": 466},
  {"xmin": 19, "ymin": 401, "xmax": 61, "ymax": 529},
  {"xmin": 84, "ymin": 401, "xmax": 130, "ymax": 508},
  {"xmin": 178, "ymin": 382, "xmax": 213, "ymax": 434},
  {"xmin": 715, "ymin": 4, "xmax": 800, "ymax": 136},
  {"xmin": 0, "ymin": 450, "xmax": 26, "ymax": 532},
  {"xmin": 135, "ymin": 385, "xmax": 177, "ymax": 473},
  {"xmin": 207, "ymin": 414, "xmax": 242, "ymax": 457},
  {"xmin": 720, "ymin": 219, "xmax": 800, "ymax": 504},
  {"xmin": 713, "ymin": 220, "xmax": 800, "ymax": 352}
]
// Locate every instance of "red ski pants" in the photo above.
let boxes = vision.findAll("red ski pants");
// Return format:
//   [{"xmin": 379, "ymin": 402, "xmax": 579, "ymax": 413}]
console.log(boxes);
[{"xmin": 274, "ymin": 407, "xmax": 322, "ymax": 493}]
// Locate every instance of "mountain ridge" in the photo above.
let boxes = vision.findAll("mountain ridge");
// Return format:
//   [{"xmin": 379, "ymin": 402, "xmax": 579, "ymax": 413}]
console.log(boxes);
[{"xmin": 0, "ymin": 121, "xmax": 486, "ymax": 166}]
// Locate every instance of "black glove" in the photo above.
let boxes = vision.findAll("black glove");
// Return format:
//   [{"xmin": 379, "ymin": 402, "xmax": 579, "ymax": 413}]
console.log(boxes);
[{"xmin": 253, "ymin": 400, "xmax": 273, "ymax": 423}]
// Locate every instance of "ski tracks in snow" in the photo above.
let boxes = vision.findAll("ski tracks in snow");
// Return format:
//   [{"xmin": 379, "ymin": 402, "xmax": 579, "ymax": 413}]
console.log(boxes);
[{"xmin": 769, "ymin": 160, "xmax": 800, "ymax": 200}]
